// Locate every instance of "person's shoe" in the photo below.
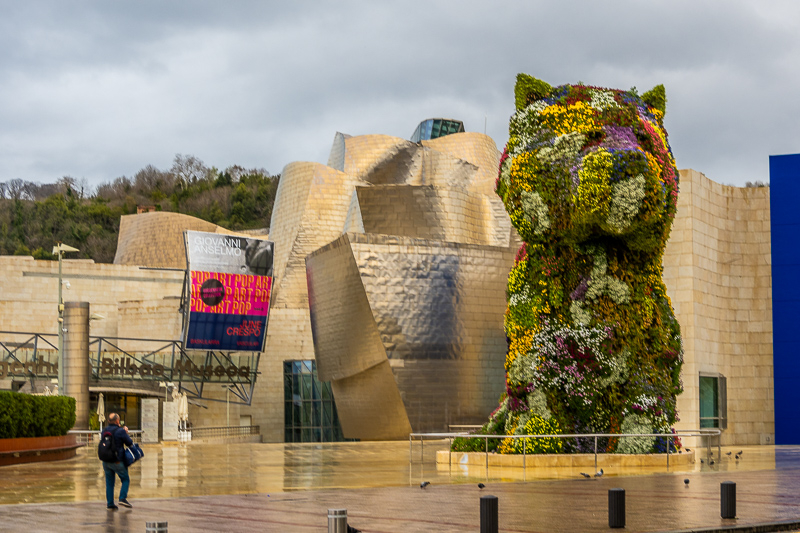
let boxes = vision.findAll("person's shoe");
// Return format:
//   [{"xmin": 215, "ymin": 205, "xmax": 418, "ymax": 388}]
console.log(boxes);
[
  {"xmin": 119, "ymin": 499, "xmax": 132, "ymax": 508},
  {"xmin": 107, "ymin": 504, "xmax": 119, "ymax": 510}
]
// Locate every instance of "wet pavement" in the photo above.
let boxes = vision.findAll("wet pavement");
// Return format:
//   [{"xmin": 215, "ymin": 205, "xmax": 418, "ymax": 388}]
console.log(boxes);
[{"xmin": 1, "ymin": 441, "xmax": 800, "ymax": 532}]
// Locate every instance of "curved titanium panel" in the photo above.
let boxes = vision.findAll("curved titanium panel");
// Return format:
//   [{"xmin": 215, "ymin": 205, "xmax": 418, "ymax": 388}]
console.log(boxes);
[
  {"xmin": 307, "ymin": 232, "xmax": 515, "ymax": 434},
  {"xmin": 114, "ymin": 212, "xmax": 231, "ymax": 269},
  {"xmin": 330, "ymin": 360, "xmax": 412, "ymax": 440},
  {"xmin": 306, "ymin": 234, "xmax": 387, "ymax": 381}
]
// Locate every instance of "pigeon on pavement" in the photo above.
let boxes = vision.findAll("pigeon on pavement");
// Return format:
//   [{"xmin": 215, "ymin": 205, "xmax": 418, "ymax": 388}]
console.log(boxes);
[
  {"xmin": 595, "ymin": 469, "xmax": 604, "ymax": 478},
  {"xmin": 420, "ymin": 481, "xmax": 430, "ymax": 489}
]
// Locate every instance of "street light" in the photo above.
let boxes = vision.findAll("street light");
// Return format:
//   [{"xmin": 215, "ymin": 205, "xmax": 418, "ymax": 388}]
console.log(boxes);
[{"xmin": 53, "ymin": 242, "xmax": 79, "ymax": 395}]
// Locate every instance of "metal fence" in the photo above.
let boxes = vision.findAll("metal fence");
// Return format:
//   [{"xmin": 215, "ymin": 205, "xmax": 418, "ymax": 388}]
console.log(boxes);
[
  {"xmin": 68, "ymin": 429, "xmax": 143, "ymax": 445},
  {"xmin": 410, "ymin": 429, "xmax": 722, "ymax": 473},
  {"xmin": 188, "ymin": 425, "xmax": 260, "ymax": 440}
]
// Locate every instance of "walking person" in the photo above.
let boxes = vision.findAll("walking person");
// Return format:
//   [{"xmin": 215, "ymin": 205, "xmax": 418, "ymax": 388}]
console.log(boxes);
[{"xmin": 100, "ymin": 412, "xmax": 134, "ymax": 510}]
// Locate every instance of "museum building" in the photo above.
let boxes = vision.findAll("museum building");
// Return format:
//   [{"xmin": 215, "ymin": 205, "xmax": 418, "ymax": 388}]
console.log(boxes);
[{"xmin": 0, "ymin": 119, "xmax": 779, "ymax": 447}]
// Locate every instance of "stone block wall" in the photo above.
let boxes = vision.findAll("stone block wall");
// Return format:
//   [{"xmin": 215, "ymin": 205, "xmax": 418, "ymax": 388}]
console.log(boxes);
[{"xmin": 664, "ymin": 169, "xmax": 773, "ymax": 446}]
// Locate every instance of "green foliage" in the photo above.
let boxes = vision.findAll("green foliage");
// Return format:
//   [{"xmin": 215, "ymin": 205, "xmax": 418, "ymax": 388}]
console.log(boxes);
[
  {"xmin": 13, "ymin": 244, "xmax": 31, "ymax": 256},
  {"xmin": 0, "ymin": 156, "xmax": 280, "ymax": 263},
  {"xmin": 89, "ymin": 410, "xmax": 100, "ymax": 431},
  {"xmin": 515, "ymin": 73, "xmax": 552, "ymax": 111},
  {"xmin": 0, "ymin": 392, "xmax": 76, "ymax": 438},
  {"xmin": 451, "ymin": 406, "xmax": 506, "ymax": 452},
  {"xmin": 642, "ymin": 85, "xmax": 667, "ymax": 116},
  {"xmin": 31, "ymin": 247, "xmax": 55, "ymax": 260}
]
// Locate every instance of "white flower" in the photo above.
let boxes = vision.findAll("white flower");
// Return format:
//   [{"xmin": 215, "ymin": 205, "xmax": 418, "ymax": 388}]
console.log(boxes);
[
  {"xmin": 589, "ymin": 90, "xmax": 620, "ymax": 111},
  {"xmin": 607, "ymin": 174, "xmax": 646, "ymax": 232},
  {"xmin": 538, "ymin": 132, "xmax": 586, "ymax": 164},
  {"xmin": 520, "ymin": 191, "xmax": 551, "ymax": 235}
]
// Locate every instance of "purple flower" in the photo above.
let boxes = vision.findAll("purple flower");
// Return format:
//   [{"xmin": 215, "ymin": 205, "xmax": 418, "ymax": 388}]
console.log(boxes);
[
  {"xmin": 570, "ymin": 277, "xmax": 589, "ymax": 301},
  {"xmin": 570, "ymin": 164, "xmax": 580, "ymax": 189},
  {"xmin": 507, "ymin": 396, "xmax": 528, "ymax": 412},
  {"xmin": 602, "ymin": 126, "xmax": 638, "ymax": 150}
]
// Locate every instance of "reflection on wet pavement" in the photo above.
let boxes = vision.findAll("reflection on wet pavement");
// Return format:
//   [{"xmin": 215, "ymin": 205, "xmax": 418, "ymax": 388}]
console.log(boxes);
[{"xmin": 0, "ymin": 441, "xmax": 788, "ymax": 505}]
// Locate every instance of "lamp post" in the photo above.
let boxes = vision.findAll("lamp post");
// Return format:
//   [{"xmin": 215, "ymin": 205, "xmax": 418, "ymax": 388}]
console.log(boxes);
[{"xmin": 53, "ymin": 242, "xmax": 79, "ymax": 395}]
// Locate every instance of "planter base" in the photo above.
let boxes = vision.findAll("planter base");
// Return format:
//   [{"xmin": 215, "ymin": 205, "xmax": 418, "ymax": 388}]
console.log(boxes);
[
  {"xmin": 437, "ymin": 449, "xmax": 694, "ymax": 469},
  {"xmin": 0, "ymin": 435, "xmax": 82, "ymax": 467}
]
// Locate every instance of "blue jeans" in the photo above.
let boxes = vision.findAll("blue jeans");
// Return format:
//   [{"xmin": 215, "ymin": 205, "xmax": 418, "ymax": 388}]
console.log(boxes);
[{"xmin": 103, "ymin": 461, "xmax": 129, "ymax": 506}]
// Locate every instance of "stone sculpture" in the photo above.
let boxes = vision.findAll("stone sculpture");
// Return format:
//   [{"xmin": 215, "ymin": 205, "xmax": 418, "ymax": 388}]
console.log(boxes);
[{"xmin": 488, "ymin": 74, "xmax": 683, "ymax": 454}]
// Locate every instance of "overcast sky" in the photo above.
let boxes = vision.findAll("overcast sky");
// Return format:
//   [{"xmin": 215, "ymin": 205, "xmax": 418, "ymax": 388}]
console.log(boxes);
[{"xmin": 1, "ymin": 1, "xmax": 798, "ymax": 189}]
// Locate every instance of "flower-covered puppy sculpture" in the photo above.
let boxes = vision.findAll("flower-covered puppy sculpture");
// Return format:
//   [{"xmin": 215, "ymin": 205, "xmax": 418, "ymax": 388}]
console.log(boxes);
[{"xmin": 489, "ymin": 75, "xmax": 683, "ymax": 454}]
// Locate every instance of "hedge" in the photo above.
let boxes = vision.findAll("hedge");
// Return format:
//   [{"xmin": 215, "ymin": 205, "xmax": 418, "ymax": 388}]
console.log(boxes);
[{"xmin": 0, "ymin": 391, "xmax": 76, "ymax": 438}]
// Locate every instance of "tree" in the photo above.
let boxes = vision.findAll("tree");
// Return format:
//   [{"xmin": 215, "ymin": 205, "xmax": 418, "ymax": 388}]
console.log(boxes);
[{"xmin": 171, "ymin": 154, "xmax": 209, "ymax": 189}]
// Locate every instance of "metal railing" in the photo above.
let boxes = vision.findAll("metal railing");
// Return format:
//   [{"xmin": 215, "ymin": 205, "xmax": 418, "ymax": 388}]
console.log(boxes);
[
  {"xmin": 68, "ymin": 429, "xmax": 143, "ymax": 445},
  {"xmin": 188, "ymin": 425, "xmax": 260, "ymax": 440},
  {"xmin": 0, "ymin": 331, "xmax": 260, "ymax": 406},
  {"xmin": 410, "ymin": 429, "xmax": 722, "ymax": 474},
  {"xmin": 448, "ymin": 425, "xmax": 482, "ymax": 432}
]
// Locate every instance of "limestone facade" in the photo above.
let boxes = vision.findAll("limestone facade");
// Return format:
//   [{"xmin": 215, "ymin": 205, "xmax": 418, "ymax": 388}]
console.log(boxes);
[{"xmin": 663, "ymin": 169, "xmax": 773, "ymax": 446}]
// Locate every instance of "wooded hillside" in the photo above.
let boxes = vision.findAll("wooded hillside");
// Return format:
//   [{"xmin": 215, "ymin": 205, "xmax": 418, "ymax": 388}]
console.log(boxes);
[{"xmin": 0, "ymin": 154, "xmax": 279, "ymax": 263}]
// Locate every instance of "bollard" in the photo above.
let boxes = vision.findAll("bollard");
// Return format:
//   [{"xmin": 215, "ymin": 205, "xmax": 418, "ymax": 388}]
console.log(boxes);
[
  {"xmin": 608, "ymin": 488, "xmax": 625, "ymax": 528},
  {"xmin": 145, "ymin": 522, "xmax": 168, "ymax": 533},
  {"xmin": 721, "ymin": 481, "xmax": 736, "ymax": 519},
  {"xmin": 480, "ymin": 495, "xmax": 499, "ymax": 533},
  {"xmin": 328, "ymin": 509, "xmax": 348, "ymax": 533}
]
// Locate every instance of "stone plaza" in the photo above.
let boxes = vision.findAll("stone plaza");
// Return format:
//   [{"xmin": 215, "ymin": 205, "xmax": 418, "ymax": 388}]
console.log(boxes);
[{"xmin": 2, "ymin": 441, "xmax": 800, "ymax": 532}]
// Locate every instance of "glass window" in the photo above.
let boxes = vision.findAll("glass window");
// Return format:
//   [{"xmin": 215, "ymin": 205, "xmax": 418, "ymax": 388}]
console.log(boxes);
[
  {"xmin": 282, "ymin": 360, "xmax": 349, "ymax": 443},
  {"xmin": 699, "ymin": 376, "xmax": 718, "ymax": 428},
  {"xmin": 700, "ymin": 374, "xmax": 727, "ymax": 429}
]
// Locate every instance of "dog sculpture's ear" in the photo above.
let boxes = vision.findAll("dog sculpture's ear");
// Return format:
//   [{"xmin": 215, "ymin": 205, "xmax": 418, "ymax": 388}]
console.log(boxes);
[
  {"xmin": 642, "ymin": 84, "xmax": 666, "ymax": 116},
  {"xmin": 515, "ymin": 74, "xmax": 552, "ymax": 111}
]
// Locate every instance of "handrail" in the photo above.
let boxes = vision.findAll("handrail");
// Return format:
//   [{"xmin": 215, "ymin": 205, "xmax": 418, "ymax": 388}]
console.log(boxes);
[
  {"xmin": 189, "ymin": 425, "xmax": 260, "ymax": 439},
  {"xmin": 68, "ymin": 429, "xmax": 143, "ymax": 445},
  {"xmin": 410, "ymin": 429, "xmax": 722, "ymax": 475},
  {"xmin": 448, "ymin": 424, "xmax": 482, "ymax": 432}
]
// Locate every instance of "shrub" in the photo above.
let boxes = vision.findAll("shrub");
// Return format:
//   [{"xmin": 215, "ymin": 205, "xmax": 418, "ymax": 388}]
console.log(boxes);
[{"xmin": 0, "ymin": 391, "xmax": 76, "ymax": 438}]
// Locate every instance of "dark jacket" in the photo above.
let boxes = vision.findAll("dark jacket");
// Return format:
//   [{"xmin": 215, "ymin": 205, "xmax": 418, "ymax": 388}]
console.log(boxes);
[{"xmin": 101, "ymin": 424, "xmax": 134, "ymax": 463}]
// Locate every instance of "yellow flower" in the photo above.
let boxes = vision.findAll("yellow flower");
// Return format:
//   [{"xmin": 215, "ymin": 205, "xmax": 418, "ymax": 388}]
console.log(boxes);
[
  {"xmin": 507, "ymin": 329, "xmax": 536, "ymax": 368},
  {"xmin": 575, "ymin": 149, "xmax": 613, "ymax": 219},
  {"xmin": 644, "ymin": 152, "xmax": 662, "ymax": 179},
  {"xmin": 538, "ymin": 101, "xmax": 598, "ymax": 136},
  {"xmin": 509, "ymin": 152, "xmax": 538, "ymax": 192}
]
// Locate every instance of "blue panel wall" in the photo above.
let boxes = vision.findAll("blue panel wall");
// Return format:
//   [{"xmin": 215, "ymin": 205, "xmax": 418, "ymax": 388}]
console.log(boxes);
[{"xmin": 770, "ymin": 153, "xmax": 800, "ymax": 444}]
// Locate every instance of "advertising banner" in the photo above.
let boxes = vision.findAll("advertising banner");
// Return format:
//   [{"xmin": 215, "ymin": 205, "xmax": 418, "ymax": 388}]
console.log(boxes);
[{"xmin": 183, "ymin": 231, "xmax": 274, "ymax": 352}]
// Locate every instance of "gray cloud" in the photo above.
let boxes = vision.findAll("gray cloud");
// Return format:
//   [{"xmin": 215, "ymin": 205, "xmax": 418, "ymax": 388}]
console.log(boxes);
[{"xmin": 0, "ymin": 0, "xmax": 798, "ymax": 188}]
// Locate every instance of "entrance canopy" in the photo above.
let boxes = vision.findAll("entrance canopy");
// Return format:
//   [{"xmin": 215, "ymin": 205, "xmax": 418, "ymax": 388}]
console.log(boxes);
[{"xmin": 0, "ymin": 331, "xmax": 260, "ymax": 405}]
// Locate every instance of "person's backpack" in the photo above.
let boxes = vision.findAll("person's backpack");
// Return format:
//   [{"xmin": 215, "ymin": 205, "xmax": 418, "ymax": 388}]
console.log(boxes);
[{"xmin": 98, "ymin": 427, "xmax": 118, "ymax": 462}]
